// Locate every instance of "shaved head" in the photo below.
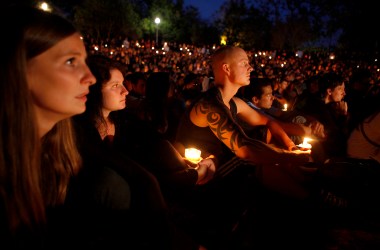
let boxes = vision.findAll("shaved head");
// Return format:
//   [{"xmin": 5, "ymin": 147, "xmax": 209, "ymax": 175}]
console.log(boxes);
[{"xmin": 211, "ymin": 46, "xmax": 243, "ymax": 71}]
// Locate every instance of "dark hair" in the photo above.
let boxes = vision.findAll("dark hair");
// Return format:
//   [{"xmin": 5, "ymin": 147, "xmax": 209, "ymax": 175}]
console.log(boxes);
[
  {"xmin": 129, "ymin": 72, "xmax": 146, "ymax": 85},
  {"xmin": 85, "ymin": 54, "xmax": 126, "ymax": 126},
  {"xmin": 318, "ymin": 72, "xmax": 344, "ymax": 97},
  {"xmin": 243, "ymin": 78, "xmax": 273, "ymax": 101}
]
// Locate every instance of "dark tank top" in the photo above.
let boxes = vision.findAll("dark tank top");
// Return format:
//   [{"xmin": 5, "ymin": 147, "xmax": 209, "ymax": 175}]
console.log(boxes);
[{"xmin": 176, "ymin": 87, "xmax": 237, "ymax": 166}]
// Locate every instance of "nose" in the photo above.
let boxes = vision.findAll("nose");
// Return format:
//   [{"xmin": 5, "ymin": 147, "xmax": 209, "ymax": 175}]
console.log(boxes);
[
  {"xmin": 248, "ymin": 65, "xmax": 253, "ymax": 72},
  {"xmin": 121, "ymin": 85, "xmax": 128, "ymax": 95},
  {"xmin": 83, "ymin": 66, "xmax": 96, "ymax": 86}
]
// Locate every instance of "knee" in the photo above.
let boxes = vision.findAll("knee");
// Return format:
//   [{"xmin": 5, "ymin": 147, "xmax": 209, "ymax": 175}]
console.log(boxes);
[{"xmin": 95, "ymin": 167, "xmax": 131, "ymax": 210}]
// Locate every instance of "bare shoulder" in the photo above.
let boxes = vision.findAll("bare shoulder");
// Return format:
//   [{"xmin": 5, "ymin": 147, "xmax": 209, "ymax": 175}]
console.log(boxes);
[{"xmin": 190, "ymin": 97, "xmax": 229, "ymax": 127}]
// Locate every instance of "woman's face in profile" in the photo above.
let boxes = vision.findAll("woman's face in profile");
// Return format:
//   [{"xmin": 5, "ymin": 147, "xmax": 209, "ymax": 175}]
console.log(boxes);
[
  {"xmin": 101, "ymin": 68, "xmax": 128, "ymax": 112},
  {"xmin": 26, "ymin": 33, "xmax": 95, "ymax": 133}
]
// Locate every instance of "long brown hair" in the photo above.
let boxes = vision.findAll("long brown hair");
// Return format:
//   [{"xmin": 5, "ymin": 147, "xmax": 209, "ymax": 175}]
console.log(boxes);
[{"xmin": 0, "ymin": 6, "xmax": 81, "ymax": 232}]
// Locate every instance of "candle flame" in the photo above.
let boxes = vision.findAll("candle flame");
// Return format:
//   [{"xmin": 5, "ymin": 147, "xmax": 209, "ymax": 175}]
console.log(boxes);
[
  {"xmin": 282, "ymin": 103, "xmax": 288, "ymax": 111},
  {"xmin": 185, "ymin": 148, "xmax": 202, "ymax": 163},
  {"xmin": 298, "ymin": 137, "xmax": 312, "ymax": 149}
]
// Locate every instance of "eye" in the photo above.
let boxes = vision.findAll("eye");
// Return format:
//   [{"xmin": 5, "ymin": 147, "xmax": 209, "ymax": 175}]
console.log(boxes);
[{"xmin": 66, "ymin": 58, "xmax": 74, "ymax": 65}]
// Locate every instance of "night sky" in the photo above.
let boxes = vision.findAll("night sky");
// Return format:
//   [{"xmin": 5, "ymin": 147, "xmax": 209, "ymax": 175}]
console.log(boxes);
[{"xmin": 184, "ymin": 0, "xmax": 224, "ymax": 21}]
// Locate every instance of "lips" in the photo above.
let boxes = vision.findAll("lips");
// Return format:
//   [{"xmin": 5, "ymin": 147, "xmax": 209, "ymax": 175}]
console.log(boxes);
[{"xmin": 76, "ymin": 92, "xmax": 89, "ymax": 98}]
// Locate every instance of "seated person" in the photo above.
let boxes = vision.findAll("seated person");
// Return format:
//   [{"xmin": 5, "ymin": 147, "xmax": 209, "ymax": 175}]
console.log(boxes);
[
  {"xmin": 120, "ymin": 72, "xmax": 215, "ymax": 200},
  {"xmin": 175, "ymin": 46, "xmax": 313, "ymax": 201},
  {"xmin": 73, "ymin": 55, "xmax": 199, "ymax": 249},
  {"xmin": 272, "ymin": 76, "xmax": 294, "ymax": 110},
  {"xmin": 119, "ymin": 71, "xmax": 216, "ymax": 249},
  {"xmin": 124, "ymin": 71, "xmax": 147, "ymax": 117},
  {"xmin": 347, "ymin": 108, "xmax": 380, "ymax": 163},
  {"xmin": 298, "ymin": 72, "xmax": 349, "ymax": 159},
  {"xmin": 238, "ymin": 76, "xmax": 325, "ymax": 145},
  {"xmin": 316, "ymin": 106, "xmax": 380, "ymax": 211}
]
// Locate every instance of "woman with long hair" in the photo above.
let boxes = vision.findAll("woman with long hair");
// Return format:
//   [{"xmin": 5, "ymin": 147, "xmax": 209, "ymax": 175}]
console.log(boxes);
[{"xmin": 0, "ymin": 5, "xmax": 96, "ymax": 247}]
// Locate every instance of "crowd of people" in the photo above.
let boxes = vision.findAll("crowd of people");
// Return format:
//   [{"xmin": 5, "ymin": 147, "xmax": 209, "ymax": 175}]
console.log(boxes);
[{"xmin": 1, "ymin": 4, "xmax": 380, "ymax": 250}]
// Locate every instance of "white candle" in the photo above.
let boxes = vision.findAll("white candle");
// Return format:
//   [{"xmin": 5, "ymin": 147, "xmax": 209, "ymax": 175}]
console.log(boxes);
[{"xmin": 185, "ymin": 148, "xmax": 202, "ymax": 163}]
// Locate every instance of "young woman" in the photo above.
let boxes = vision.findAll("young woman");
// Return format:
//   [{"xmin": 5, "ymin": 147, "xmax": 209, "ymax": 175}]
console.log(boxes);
[
  {"xmin": 0, "ymin": 5, "xmax": 96, "ymax": 247},
  {"xmin": 73, "ymin": 54, "xmax": 207, "ymax": 250},
  {"xmin": 0, "ymin": 6, "xmax": 133, "ymax": 249}
]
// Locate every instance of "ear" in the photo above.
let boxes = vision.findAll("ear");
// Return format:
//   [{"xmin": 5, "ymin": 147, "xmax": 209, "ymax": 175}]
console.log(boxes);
[
  {"xmin": 252, "ymin": 96, "xmax": 259, "ymax": 104},
  {"xmin": 327, "ymin": 88, "xmax": 332, "ymax": 95},
  {"xmin": 222, "ymin": 63, "xmax": 230, "ymax": 75}
]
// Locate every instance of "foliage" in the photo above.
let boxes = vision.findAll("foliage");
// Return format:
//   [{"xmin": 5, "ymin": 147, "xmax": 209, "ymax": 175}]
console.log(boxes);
[
  {"xmin": 73, "ymin": 0, "xmax": 142, "ymax": 44},
  {"xmin": 34, "ymin": 0, "xmax": 380, "ymax": 53}
]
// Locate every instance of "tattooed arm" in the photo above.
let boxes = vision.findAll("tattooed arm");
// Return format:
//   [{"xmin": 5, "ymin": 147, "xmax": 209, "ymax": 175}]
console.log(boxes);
[{"xmin": 189, "ymin": 98, "xmax": 310, "ymax": 166}]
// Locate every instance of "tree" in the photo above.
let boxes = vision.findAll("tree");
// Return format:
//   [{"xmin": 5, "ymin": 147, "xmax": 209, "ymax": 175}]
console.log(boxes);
[{"xmin": 73, "ymin": 0, "xmax": 142, "ymax": 45}]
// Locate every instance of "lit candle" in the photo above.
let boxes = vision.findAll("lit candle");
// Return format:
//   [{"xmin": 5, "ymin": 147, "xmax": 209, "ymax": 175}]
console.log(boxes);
[
  {"xmin": 297, "ymin": 137, "xmax": 312, "ymax": 150},
  {"xmin": 185, "ymin": 148, "xmax": 202, "ymax": 164},
  {"xmin": 282, "ymin": 103, "xmax": 288, "ymax": 111}
]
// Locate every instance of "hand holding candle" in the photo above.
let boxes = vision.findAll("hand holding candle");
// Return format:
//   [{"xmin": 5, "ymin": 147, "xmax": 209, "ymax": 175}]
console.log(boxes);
[{"xmin": 185, "ymin": 148, "xmax": 202, "ymax": 164}]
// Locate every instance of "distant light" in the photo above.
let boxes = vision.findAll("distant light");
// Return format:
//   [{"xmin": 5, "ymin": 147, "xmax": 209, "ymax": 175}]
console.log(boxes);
[
  {"xmin": 39, "ymin": 2, "xmax": 51, "ymax": 12},
  {"xmin": 220, "ymin": 35, "xmax": 227, "ymax": 46},
  {"xmin": 155, "ymin": 17, "xmax": 161, "ymax": 25}
]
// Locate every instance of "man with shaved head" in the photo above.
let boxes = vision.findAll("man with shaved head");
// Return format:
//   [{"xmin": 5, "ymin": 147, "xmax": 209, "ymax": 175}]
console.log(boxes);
[{"xmin": 176, "ymin": 45, "xmax": 313, "ymax": 198}]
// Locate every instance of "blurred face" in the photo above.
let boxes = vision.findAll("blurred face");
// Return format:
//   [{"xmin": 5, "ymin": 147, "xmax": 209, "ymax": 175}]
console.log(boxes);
[
  {"xmin": 279, "ymin": 80, "xmax": 289, "ymax": 91},
  {"xmin": 27, "ymin": 33, "xmax": 95, "ymax": 135},
  {"xmin": 102, "ymin": 69, "xmax": 128, "ymax": 113},
  {"xmin": 228, "ymin": 48, "xmax": 253, "ymax": 86},
  {"xmin": 133, "ymin": 78, "xmax": 146, "ymax": 96},
  {"xmin": 328, "ymin": 83, "xmax": 346, "ymax": 102},
  {"xmin": 253, "ymin": 85, "xmax": 274, "ymax": 109}
]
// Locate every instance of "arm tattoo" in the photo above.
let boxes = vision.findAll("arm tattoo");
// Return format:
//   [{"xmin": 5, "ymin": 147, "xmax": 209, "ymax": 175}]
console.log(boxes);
[{"xmin": 194, "ymin": 101, "xmax": 250, "ymax": 154}]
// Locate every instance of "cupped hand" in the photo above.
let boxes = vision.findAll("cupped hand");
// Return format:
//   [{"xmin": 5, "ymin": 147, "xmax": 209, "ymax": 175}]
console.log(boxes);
[{"xmin": 196, "ymin": 157, "xmax": 216, "ymax": 185}]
